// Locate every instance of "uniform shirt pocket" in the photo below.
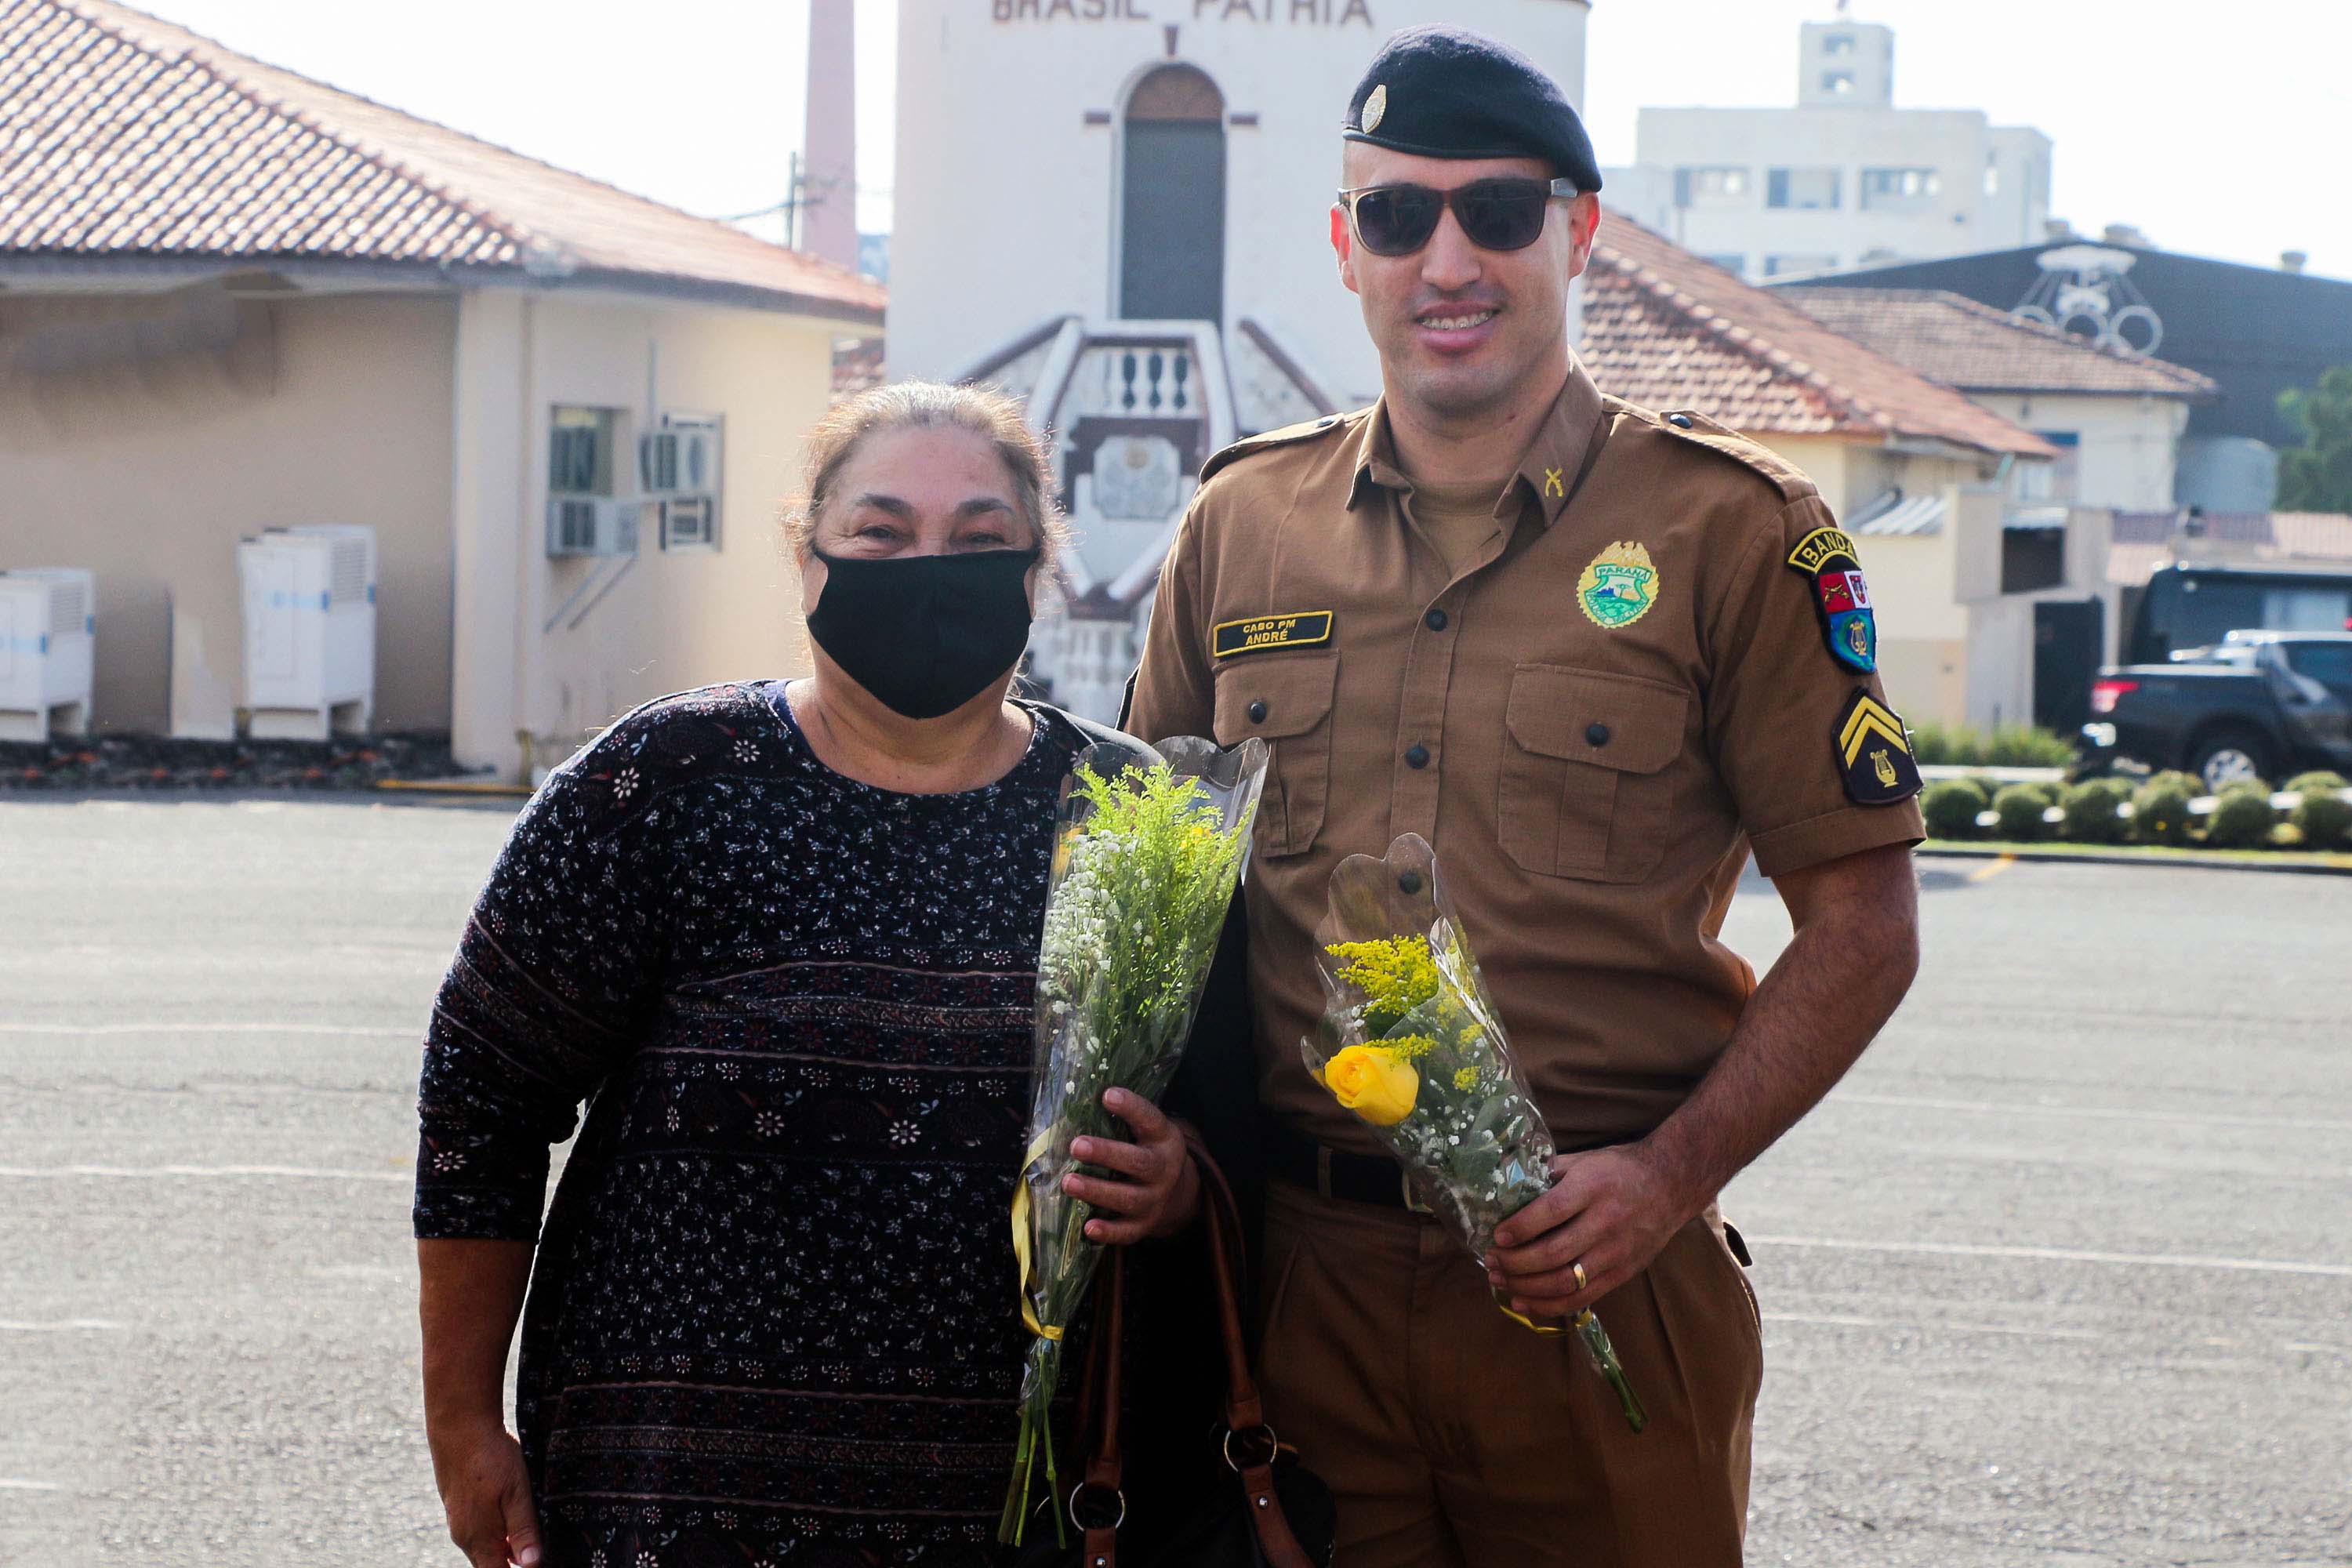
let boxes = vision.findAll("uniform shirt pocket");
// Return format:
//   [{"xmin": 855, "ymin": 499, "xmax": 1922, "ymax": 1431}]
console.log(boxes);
[
  {"xmin": 1497, "ymin": 664, "xmax": 1688, "ymax": 882},
  {"xmin": 1212, "ymin": 652, "xmax": 1339, "ymax": 858}
]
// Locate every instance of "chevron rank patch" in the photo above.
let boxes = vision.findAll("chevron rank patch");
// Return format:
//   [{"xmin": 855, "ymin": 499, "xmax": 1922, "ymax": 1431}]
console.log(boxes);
[
  {"xmin": 1788, "ymin": 526, "xmax": 1878, "ymax": 673},
  {"xmin": 1835, "ymin": 688, "xmax": 1922, "ymax": 805}
]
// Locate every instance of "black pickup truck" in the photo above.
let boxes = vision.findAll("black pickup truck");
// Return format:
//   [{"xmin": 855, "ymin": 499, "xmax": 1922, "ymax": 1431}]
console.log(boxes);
[{"xmin": 2078, "ymin": 632, "xmax": 2352, "ymax": 789}]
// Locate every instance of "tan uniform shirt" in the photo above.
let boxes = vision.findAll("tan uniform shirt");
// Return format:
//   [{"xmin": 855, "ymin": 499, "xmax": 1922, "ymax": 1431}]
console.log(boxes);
[{"xmin": 1126, "ymin": 361, "xmax": 1926, "ymax": 1157}]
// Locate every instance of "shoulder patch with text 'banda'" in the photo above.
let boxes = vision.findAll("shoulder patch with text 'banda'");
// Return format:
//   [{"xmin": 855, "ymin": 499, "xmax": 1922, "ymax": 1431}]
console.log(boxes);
[
  {"xmin": 1835, "ymin": 688, "xmax": 1922, "ymax": 806},
  {"xmin": 1212, "ymin": 610, "xmax": 1334, "ymax": 659},
  {"xmin": 1787, "ymin": 525, "xmax": 1878, "ymax": 673}
]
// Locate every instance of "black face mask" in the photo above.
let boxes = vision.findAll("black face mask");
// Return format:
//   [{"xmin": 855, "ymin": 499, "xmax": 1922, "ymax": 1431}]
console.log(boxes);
[{"xmin": 804, "ymin": 546, "xmax": 1040, "ymax": 720}]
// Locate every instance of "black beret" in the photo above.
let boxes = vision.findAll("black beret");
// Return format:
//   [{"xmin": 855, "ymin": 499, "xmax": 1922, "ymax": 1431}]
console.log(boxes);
[{"xmin": 1343, "ymin": 25, "xmax": 1602, "ymax": 194}]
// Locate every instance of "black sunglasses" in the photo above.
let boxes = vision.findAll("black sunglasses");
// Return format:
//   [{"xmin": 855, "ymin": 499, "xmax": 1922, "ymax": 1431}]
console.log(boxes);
[{"xmin": 1338, "ymin": 176, "xmax": 1580, "ymax": 258}]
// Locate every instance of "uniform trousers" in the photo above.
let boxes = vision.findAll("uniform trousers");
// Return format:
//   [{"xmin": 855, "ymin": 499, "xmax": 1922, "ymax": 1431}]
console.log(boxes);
[{"xmin": 1257, "ymin": 1178, "xmax": 1762, "ymax": 1567}]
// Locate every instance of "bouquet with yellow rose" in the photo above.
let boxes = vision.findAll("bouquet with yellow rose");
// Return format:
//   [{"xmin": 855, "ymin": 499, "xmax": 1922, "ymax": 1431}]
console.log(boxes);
[
  {"xmin": 1000, "ymin": 733, "xmax": 1270, "ymax": 1546},
  {"xmin": 1302, "ymin": 833, "xmax": 1646, "ymax": 1432}
]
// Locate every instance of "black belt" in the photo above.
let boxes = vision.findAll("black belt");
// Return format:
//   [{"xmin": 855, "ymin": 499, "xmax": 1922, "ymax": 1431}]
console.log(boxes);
[
  {"xmin": 1263, "ymin": 1122, "xmax": 1647, "ymax": 1214},
  {"xmin": 1265, "ymin": 1123, "xmax": 1432, "ymax": 1211}
]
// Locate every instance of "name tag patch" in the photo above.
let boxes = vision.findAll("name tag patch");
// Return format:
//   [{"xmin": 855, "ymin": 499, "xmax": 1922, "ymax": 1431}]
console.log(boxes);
[{"xmin": 1213, "ymin": 610, "xmax": 1334, "ymax": 659}]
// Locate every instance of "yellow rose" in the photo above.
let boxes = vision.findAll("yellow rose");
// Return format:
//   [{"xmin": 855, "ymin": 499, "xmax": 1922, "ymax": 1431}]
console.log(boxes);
[{"xmin": 1323, "ymin": 1045, "xmax": 1420, "ymax": 1127}]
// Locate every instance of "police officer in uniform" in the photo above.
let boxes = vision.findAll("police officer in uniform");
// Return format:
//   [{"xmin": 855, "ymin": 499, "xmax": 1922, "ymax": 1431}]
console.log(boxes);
[{"xmin": 1126, "ymin": 26, "xmax": 1926, "ymax": 1566}]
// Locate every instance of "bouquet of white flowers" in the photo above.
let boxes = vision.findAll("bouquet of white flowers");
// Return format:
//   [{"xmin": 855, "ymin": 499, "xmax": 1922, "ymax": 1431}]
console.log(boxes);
[
  {"xmin": 1301, "ymin": 833, "xmax": 1646, "ymax": 1432},
  {"xmin": 1000, "ymin": 733, "xmax": 1269, "ymax": 1544}
]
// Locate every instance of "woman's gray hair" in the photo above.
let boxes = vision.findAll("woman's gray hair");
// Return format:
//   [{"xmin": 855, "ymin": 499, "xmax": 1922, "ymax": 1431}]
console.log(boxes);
[{"xmin": 782, "ymin": 380, "xmax": 1071, "ymax": 575}]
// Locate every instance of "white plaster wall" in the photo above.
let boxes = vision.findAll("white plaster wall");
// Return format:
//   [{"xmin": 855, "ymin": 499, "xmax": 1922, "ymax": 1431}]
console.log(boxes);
[
  {"xmin": 890, "ymin": 0, "xmax": 1591, "ymax": 403},
  {"xmin": 0, "ymin": 292, "xmax": 458, "ymax": 736},
  {"xmin": 1624, "ymin": 104, "xmax": 2048, "ymax": 279},
  {"xmin": 1966, "ymin": 391, "xmax": 2183, "ymax": 512},
  {"xmin": 449, "ymin": 291, "xmax": 842, "ymax": 778}
]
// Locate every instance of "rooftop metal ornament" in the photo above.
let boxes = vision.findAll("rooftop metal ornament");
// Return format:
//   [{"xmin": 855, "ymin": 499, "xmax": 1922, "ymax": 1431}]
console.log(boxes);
[{"xmin": 2013, "ymin": 244, "xmax": 2163, "ymax": 359}]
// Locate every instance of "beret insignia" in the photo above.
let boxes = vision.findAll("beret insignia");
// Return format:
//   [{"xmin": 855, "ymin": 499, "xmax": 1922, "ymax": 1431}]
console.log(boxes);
[{"xmin": 1362, "ymin": 82, "xmax": 1388, "ymax": 133}]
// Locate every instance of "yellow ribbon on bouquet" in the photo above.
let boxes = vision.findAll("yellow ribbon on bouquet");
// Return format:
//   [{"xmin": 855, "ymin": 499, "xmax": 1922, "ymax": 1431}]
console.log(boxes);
[{"xmin": 1009, "ymin": 1131, "xmax": 1065, "ymax": 1343}]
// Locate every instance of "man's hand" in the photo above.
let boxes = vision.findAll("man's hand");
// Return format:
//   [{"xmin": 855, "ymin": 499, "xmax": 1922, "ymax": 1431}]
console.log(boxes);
[
  {"xmin": 1484, "ymin": 1143, "xmax": 1695, "ymax": 1320},
  {"xmin": 1062, "ymin": 1088, "xmax": 1200, "ymax": 1244},
  {"xmin": 428, "ymin": 1418, "xmax": 541, "ymax": 1567}
]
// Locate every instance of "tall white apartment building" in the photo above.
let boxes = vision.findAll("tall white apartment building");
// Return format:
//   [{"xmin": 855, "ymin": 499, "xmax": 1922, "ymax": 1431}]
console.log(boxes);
[{"xmin": 1602, "ymin": 16, "xmax": 2050, "ymax": 284}]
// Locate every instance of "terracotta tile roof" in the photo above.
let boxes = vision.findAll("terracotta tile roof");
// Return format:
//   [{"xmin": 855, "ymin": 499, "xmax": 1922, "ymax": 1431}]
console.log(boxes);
[
  {"xmin": 0, "ymin": 0, "xmax": 884, "ymax": 323},
  {"xmin": 1584, "ymin": 211, "xmax": 2053, "ymax": 459},
  {"xmin": 1777, "ymin": 288, "xmax": 2217, "ymax": 400}
]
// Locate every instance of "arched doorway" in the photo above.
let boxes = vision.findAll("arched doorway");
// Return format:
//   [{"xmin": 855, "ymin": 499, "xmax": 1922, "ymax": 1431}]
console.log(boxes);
[{"xmin": 1120, "ymin": 65, "xmax": 1225, "ymax": 323}]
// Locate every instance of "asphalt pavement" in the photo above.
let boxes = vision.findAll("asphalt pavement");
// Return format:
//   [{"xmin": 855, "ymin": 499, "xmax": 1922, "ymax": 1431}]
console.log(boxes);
[{"xmin": 1, "ymin": 796, "xmax": 2347, "ymax": 1567}]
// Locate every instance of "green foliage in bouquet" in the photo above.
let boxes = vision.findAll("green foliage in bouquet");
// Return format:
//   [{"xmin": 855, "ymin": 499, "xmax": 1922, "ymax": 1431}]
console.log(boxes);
[{"xmin": 1004, "ymin": 742, "xmax": 1265, "ymax": 1546}]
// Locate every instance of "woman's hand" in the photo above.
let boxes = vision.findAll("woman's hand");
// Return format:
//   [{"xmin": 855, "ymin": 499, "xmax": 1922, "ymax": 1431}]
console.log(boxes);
[
  {"xmin": 428, "ymin": 1417, "xmax": 542, "ymax": 1567},
  {"xmin": 1062, "ymin": 1089, "xmax": 1200, "ymax": 1243}
]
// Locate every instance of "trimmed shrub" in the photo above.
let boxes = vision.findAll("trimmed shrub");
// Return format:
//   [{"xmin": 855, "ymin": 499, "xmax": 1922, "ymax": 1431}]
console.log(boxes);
[
  {"xmin": 1911, "ymin": 722, "xmax": 2078, "ymax": 770},
  {"xmin": 1920, "ymin": 779, "xmax": 1989, "ymax": 839},
  {"xmin": 2286, "ymin": 771, "xmax": 2352, "ymax": 849},
  {"xmin": 1991, "ymin": 782, "xmax": 2053, "ymax": 840},
  {"xmin": 2217, "ymin": 775, "xmax": 2274, "ymax": 800},
  {"xmin": 2019, "ymin": 779, "xmax": 2067, "ymax": 808},
  {"xmin": 2132, "ymin": 772, "xmax": 2198, "ymax": 846},
  {"xmin": 2204, "ymin": 788, "xmax": 2277, "ymax": 848},
  {"xmin": 2059, "ymin": 779, "xmax": 2132, "ymax": 844}
]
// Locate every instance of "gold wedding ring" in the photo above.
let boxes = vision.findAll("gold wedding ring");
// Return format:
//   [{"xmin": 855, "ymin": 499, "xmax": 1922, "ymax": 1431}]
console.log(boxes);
[{"xmin": 1572, "ymin": 1261, "xmax": 1588, "ymax": 1293}]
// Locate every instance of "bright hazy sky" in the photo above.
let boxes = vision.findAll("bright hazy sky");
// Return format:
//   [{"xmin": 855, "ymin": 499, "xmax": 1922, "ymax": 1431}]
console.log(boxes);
[{"xmin": 122, "ymin": 0, "xmax": 2352, "ymax": 278}]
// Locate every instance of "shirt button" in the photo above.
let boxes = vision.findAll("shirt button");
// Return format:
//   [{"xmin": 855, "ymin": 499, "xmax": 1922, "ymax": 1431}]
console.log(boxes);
[
  {"xmin": 1247, "ymin": 699, "xmax": 1267, "ymax": 724},
  {"xmin": 1668, "ymin": 413, "xmax": 1695, "ymax": 430},
  {"xmin": 1404, "ymin": 744, "xmax": 1430, "ymax": 769},
  {"xmin": 1425, "ymin": 608, "xmax": 1449, "ymax": 632},
  {"xmin": 1586, "ymin": 722, "xmax": 1612, "ymax": 747}
]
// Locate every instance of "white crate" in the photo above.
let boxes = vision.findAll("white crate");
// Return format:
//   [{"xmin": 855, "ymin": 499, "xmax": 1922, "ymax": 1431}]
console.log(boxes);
[
  {"xmin": 238, "ymin": 526, "xmax": 376, "ymax": 740},
  {"xmin": 0, "ymin": 568, "xmax": 96, "ymax": 743}
]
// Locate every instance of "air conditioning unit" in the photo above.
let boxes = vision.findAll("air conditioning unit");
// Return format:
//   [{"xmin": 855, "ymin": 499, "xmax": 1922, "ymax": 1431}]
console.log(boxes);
[
  {"xmin": 546, "ymin": 495, "xmax": 643, "ymax": 557},
  {"xmin": 0, "ymin": 568, "xmax": 96, "ymax": 743},
  {"xmin": 637, "ymin": 426, "xmax": 718, "ymax": 498},
  {"xmin": 237, "ymin": 525, "xmax": 376, "ymax": 740}
]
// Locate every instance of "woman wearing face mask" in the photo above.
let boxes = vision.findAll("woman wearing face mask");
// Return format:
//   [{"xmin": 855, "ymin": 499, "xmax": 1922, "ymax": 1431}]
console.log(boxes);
[{"xmin": 413, "ymin": 383, "xmax": 1200, "ymax": 1568}]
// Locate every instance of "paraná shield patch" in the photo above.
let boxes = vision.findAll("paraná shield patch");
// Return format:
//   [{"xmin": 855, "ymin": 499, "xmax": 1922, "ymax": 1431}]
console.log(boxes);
[
  {"xmin": 1834, "ymin": 688, "xmax": 1921, "ymax": 806},
  {"xmin": 1577, "ymin": 540, "xmax": 1660, "ymax": 630}
]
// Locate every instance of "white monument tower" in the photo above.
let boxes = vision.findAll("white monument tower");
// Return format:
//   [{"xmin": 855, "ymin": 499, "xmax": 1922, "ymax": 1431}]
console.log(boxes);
[{"xmin": 889, "ymin": 0, "xmax": 1592, "ymax": 720}]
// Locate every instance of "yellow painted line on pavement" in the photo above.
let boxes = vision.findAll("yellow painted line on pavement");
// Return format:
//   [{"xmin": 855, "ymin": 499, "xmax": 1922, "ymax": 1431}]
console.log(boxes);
[
  {"xmin": 1964, "ymin": 854, "xmax": 2017, "ymax": 883},
  {"xmin": 374, "ymin": 778, "xmax": 532, "ymax": 797}
]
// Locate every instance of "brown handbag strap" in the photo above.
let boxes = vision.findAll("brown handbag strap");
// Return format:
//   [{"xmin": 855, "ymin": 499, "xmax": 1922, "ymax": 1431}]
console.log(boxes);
[
  {"xmin": 1185, "ymin": 1131, "xmax": 1318, "ymax": 1568},
  {"xmin": 1070, "ymin": 1247, "xmax": 1126, "ymax": 1563}
]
